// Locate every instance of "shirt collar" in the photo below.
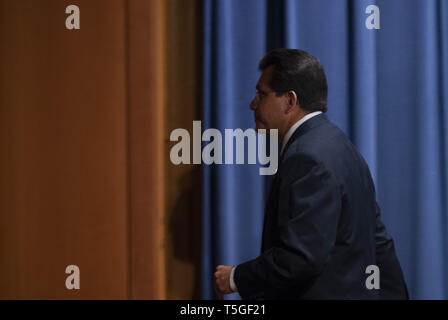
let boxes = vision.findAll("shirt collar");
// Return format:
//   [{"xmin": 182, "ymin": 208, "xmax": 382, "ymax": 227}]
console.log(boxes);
[{"xmin": 280, "ymin": 111, "xmax": 323, "ymax": 156}]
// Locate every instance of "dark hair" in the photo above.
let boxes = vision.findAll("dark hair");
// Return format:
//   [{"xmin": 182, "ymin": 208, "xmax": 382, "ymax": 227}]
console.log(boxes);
[{"xmin": 259, "ymin": 49, "xmax": 328, "ymax": 112}]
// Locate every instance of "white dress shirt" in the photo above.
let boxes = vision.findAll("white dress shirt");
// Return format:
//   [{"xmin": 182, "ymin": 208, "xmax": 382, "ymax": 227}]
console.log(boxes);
[{"xmin": 229, "ymin": 110, "xmax": 323, "ymax": 293}]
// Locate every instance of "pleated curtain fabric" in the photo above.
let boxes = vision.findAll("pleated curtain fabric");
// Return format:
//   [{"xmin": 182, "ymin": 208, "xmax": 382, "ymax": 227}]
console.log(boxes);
[
  {"xmin": 127, "ymin": 0, "xmax": 167, "ymax": 299},
  {"xmin": 0, "ymin": 0, "xmax": 204, "ymax": 299},
  {"xmin": 0, "ymin": 0, "xmax": 130, "ymax": 299}
]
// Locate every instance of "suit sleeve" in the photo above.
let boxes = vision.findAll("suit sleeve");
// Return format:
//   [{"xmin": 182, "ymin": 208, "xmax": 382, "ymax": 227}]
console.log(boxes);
[
  {"xmin": 234, "ymin": 154, "xmax": 341, "ymax": 299},
  {"xmin": 374, "ymin": 201, "xmax": 409, "ymax": 299}
]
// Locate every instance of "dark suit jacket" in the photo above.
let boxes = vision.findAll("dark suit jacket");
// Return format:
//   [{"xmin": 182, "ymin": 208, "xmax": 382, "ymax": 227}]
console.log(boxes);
[{"xmin": 234, "ymin": 113, "xmax": 408, "ymax": 299}]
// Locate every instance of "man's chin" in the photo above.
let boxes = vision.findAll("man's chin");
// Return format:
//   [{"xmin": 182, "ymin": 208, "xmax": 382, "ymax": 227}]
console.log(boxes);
[{"xmin": 255, "ymin": 121, "xmax": 266, "ymax": 131}]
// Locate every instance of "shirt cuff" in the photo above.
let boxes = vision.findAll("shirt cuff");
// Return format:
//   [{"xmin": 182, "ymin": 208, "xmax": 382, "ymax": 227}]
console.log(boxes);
[{"xmin": 229, "ymin": 266, "xmax": 238, "ymax": 292}]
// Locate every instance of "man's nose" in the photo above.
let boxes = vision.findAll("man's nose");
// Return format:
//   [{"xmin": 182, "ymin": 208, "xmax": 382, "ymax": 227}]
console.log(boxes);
[{"xmin": 250, "ymin": 98, "xmax": 257, "ymax": 111}]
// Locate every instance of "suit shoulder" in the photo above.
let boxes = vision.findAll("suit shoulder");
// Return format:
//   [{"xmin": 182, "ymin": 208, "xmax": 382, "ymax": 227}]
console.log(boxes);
[{"xmin": 285, "ymin": 120, "xmax": 348, "ymax": 160}]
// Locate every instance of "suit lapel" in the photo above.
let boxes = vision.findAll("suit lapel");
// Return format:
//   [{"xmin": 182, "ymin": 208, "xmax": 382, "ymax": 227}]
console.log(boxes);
[{"xmin": 261, "ymin": 170, "xmax": 280, "ymax": 252}]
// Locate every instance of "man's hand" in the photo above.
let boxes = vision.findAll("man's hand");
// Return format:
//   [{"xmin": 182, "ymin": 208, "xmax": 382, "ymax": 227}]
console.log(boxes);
[{"xmin": 214, "ymin": 265, "xmax": 234, "ymax": 296}]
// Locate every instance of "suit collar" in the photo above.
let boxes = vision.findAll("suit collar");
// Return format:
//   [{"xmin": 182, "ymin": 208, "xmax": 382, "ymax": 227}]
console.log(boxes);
[
  {"xmin": 281, "ymin": 113, "xmax": 329, "ymax": 157},
  {"xmin": 281, "ymin": 111, "xmax": 322, "ymax": 156}
]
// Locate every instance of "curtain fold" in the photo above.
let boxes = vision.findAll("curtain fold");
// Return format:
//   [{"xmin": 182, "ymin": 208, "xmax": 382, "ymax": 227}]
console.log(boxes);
[
  {"xmin": 164, "ymin": 0, "xmax": 204, "ymax": 299},
  {"xmin": 203, "ymin": 0, "xmax": 269, "ymax": 299},
  {"xmin": 127, "ymin": 0, "xmax": 167, "ymax": 299}
]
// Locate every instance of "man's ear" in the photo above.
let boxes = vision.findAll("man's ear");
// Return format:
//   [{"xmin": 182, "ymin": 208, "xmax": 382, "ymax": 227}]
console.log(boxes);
[{"xmin": 284, "ymin": 90, "xmax": 298, "ymax": 114}]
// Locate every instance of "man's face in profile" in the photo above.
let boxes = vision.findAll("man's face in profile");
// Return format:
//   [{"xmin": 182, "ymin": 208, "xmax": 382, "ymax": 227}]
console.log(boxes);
[{"xmin": 250, "ymin": 65, "xmax": 286, "ymax": 132}]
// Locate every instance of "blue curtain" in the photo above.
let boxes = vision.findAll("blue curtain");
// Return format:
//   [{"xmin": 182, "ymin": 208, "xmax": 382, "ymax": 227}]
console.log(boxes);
[
  {"xmin": 203, "ymin": 0, "xmax": 448, "ymax": 299},
  {"xmin": 202, "ymin": 0, "xmax": 268, "ymax": 300}
]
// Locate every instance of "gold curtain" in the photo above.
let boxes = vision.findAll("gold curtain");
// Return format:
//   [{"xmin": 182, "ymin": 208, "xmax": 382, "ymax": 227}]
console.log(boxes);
[
  {"xmin": 0, "ymin": 0, "xmax": 202, "ymax": 299},
  {"xmin": 0, "ymin": 0, "xmax": 129, "ymax": 299},
  {"xmin": 127, "ymin": 0, "xmax": 167, "ymax": 299},
  {"xmin": 164, "ymin": 0, "xmax": 203, "ymax": 299}
]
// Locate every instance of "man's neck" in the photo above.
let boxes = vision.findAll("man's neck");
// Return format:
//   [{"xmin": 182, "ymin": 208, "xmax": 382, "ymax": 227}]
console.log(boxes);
[
  {"xmin": 279, "ymin": 110, "xmax": 323, "ymax": 156},
  {"xmin": 279, "ymin": 112, "xmax": 308, "ymax": 141}
]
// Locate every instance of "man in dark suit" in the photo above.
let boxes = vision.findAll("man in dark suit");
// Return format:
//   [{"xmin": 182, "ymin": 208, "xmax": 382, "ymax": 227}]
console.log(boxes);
[{"xmin": 214, "ymin": 49, "xmax": 408, "ymax": 299}]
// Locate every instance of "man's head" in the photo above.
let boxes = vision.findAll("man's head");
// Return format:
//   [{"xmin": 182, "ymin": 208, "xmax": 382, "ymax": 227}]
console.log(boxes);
[{"xmin": 250, "ymin": 49, "xmax": 327, "ymax": 138}]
